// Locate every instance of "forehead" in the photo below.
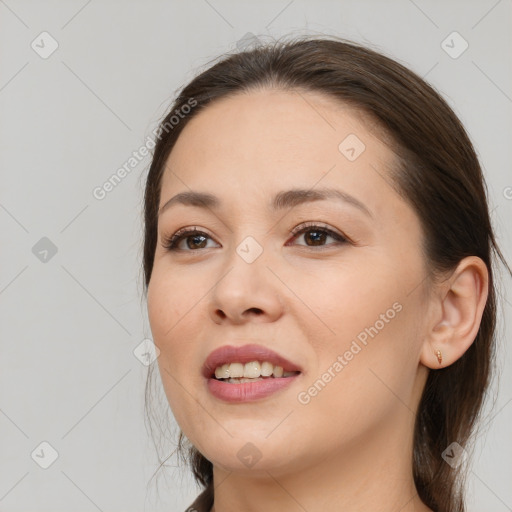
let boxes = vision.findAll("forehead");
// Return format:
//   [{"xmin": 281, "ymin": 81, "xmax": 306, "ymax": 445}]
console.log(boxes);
[
  {"xmin": 167, "ymin": 88, "xmax": 377, "ymax": 166},
  {"xmin": 160, "ymin": 88, "xmax": 400, "ymax": 219}
]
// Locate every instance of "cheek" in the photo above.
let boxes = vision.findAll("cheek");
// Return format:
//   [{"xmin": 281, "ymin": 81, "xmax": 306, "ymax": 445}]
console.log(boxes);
[
  {"xmin": 319, "ymin": 301, "xmax": 422, "ymax": 420},
  {"xmin": 147, "ymin": 267, "xmax": 197, "ymax": 346},
  {"xmin": 293, "ymin": 307, "xmax": 419, "ymax": 452},
  {"xmin": 147, "ymin": 272, "xmax": 206, "ymax": 431},
  {"xmin": 293, "ymin": 259, "xmax": 421, "ymax": 401},
  {"xmin": 147, "ymin": 266, "xmax": 208, "ymax": 382},
  {"xmin": 287, "ymin": 259, "xmax": 398, "ymax": 345}
]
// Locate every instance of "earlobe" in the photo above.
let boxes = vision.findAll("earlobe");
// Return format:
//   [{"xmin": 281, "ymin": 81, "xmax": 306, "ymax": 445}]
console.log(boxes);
[
  {"xmin": 421, "ymin": 346, "xmax": 444, "ymax": 369},
  {"xmin": 420, "ymin": 256, "xmax": 489, "ymax": 369}
]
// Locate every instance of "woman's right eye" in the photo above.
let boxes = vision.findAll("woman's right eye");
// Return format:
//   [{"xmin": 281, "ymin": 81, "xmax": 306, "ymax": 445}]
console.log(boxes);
[{"xmin": 162, "ymin": 228, "xmax": 218, "ymax": 252}]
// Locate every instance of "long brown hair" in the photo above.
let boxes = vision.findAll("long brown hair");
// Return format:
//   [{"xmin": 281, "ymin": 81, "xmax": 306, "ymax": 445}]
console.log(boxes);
[{"xmin": 141, "ymin": 35, "xmax": 510, "ymax": 511}]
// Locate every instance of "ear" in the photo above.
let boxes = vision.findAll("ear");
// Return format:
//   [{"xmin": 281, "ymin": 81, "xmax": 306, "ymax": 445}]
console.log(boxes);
[{"xmin": 420, "ymin": 256, "xmax": 489, "ymax": 369}]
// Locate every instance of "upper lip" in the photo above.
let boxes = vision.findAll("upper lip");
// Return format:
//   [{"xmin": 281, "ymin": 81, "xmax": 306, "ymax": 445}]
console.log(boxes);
[{"xmin": 202, "ymin": 343, "xmax": 303, "ymax": 378}]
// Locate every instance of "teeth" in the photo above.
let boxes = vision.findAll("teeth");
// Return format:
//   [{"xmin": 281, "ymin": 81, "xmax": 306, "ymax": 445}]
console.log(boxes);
[
  {"xmin": 215, "ymin": 364, "xmax": 230, "ymax": 379},
  {"xmin": 213, "ymin": 361, "xmax": 299, "ymax": 380},
  {"xmin": 261, "ymin": 361, "xmax": 273, "ymax": 376},
  {"xmin": 244, "ymin": 361, "xmax": 261, "ymax": 378},
  {"xmin": 229, "ymin": 362, "xmax": 244, "ymax": 378},
  {"xmin": 273, "ymin": 365, "xmax": 283, "ymax": 378}
]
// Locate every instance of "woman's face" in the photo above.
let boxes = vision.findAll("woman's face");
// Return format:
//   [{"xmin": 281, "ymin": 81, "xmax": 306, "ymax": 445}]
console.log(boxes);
[{"xmin": 147, "ymin": 89, "xmax": 432, "ymax": 475}]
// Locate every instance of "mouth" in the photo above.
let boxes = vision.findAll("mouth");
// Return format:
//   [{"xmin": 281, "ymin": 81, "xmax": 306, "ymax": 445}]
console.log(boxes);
[
  {"xmin": 203, "ymin": 344, "xmax": 303, "ymax": 402},
  {"xmin": 203, "ymin": 343, "xmax": 303, "ymax": 380}
]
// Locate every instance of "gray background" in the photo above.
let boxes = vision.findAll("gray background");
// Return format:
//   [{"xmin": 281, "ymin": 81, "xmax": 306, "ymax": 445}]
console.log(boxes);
[{"xmin": 1, "ymin": 1, "xmax": 511, "ymax": 511}]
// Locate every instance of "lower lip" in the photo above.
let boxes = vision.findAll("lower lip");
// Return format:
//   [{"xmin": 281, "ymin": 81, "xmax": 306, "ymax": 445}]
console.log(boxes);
[{"xmin": 207, "ymin": 375, "xmax": 300, "ymax": 403}]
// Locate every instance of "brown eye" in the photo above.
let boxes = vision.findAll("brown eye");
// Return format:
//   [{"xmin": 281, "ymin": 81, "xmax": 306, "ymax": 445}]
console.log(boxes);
[
  {"xmin": 162, "ymin": 228, "xmax": 217, "ymax": 251},
  {"xmin": 289, "ymin": 223, "xmax": 348, "ymax": 248},
  {"xmin": 301, "ymin": 229, "xmax": 329, "ymax": 246}
]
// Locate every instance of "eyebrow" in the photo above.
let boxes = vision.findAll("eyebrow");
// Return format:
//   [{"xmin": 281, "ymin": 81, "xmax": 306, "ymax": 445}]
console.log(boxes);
[{"xmin": 158, "ymin": 187, "xmax": 373, "ymax": 218}]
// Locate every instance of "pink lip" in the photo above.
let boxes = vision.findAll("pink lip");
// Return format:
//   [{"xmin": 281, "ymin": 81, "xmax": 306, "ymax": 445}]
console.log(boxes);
[
  {"xmin": 202, "ymin": 343, "xmax": 303, "ymax": 379},
  {"xmin": 207, "ymin": 375, "xmax": 301, "ymax": 403},
  {"xmin": 203, "ymin": 343, "xmax": 303, "ymax": 403}
]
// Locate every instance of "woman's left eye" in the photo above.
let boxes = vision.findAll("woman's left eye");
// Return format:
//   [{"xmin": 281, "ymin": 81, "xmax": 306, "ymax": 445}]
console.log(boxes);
[{"xmin": 287, "ymin": 223, "xmax": 348, "ymax": 248}]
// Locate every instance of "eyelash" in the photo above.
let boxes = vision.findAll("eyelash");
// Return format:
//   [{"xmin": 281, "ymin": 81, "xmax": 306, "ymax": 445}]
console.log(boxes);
[{"xmin": 162, "ymin": 222, "xmax": 349, "ymax": 252}]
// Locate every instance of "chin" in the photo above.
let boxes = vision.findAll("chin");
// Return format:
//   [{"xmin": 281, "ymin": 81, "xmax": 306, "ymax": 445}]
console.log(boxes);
[{"xmin": 208, "ymin": 451, "xmax": 300, "ymax": 475}]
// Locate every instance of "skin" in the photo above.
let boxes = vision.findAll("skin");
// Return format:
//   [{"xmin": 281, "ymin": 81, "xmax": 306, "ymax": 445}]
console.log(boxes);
[{"xmin": 146, "ymin": 88, "xmax": 489, "ymax": 512}]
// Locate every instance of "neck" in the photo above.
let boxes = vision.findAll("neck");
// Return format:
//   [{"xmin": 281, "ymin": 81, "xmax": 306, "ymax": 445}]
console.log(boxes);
[{"xmin": 209, "ymin": 407, "xmax": 432, "ymax": 512}]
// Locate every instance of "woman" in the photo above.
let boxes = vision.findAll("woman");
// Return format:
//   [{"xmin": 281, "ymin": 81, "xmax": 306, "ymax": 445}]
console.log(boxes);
[{"xmin": 141, "ymin": 36, "xmax": 510, "ymax": 512}]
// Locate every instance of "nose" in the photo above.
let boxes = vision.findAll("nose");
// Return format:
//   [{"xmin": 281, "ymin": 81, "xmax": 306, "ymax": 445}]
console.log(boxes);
[{"xmin": 208, "ymin": 244, "xmax": 284, "ymax": 325}]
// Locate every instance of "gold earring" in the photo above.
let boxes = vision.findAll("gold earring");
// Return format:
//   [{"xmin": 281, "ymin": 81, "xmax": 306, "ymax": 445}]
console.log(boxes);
[{"xmin": 435, "ymin": 349, "xmax": 442, "ymax": 365}]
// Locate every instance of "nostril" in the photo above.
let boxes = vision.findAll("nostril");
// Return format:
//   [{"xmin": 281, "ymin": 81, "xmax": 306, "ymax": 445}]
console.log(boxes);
[{"xmin": 246, "ymin": 307, "xmax": 264, "ymax": 316}]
